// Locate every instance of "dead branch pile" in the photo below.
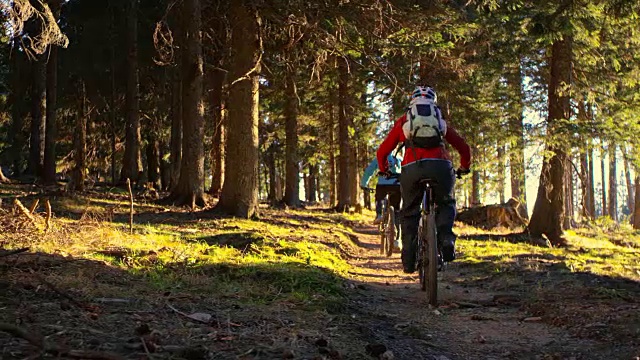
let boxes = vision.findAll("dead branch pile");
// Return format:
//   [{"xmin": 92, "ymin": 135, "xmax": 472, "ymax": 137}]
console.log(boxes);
[
  {"xmin": 456, "ymin": 198, "xmax": 529, "ymax": 230},
  {"xmin": 2, "ymin": 0, "xmax": 69, "ymax": 55}
]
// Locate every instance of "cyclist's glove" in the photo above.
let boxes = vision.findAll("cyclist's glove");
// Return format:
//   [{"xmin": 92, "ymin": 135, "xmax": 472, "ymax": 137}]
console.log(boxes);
[
  {"xmin": 456, "ymin": 168, "xmax": 471, "ymax": 179},
  {"xmin": 378, "ymin": 170, "xmax": 393, "ymax": 179}
]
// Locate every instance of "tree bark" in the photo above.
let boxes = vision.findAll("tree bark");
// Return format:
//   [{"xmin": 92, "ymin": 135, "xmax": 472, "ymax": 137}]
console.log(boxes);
[
  {"xmin": 328, "ymin": 102, "xmax": 336, "ymax": 207},
  {"xmin": 42, "ymin": 45, "xmax": 57, "ymax": 184},
  {"xmin": 283, "ymin": 71, "xmax": 300, "ymax": 207},
  {"xmin": 120, "ymin": 0, "xmax": 141, "ymax": 184},
  {"xmin": 308, "ymin": 163, "xmax": 318, "ymax": 203},
  {"xmin": 623, "ymin": 150, "xmax": 634, "ymax": 219},
  {"xmin": 471, "ymin": 168, "xmax": 481, "ymax": 206},
  {"xmin": 208, "ymin": 68, "xmax": 225, "ymax": 197},
  {"xmin": 216, "ymin": 2, "xmax": 260, "ymax": 217},
  {"xmin": 9, "ymin": 41, "xmax": 28, "ymax": 176},
  {"xmin": 507, "ymin": 61, "xmax": 527, "ymax": 215},
  {"xmin": 527, "ymin": 37, "xmax": 572, "ymax": 246},
  {"xmin": 608, "ymin": 142, "xmax": 617, "ymax": 221},
  {"xmin": 633, "ymin": 174, "xmax": 640, "ymax": 229},
  {"xmin": 580, "ymin": 145, "xmax": 590, "ymax": 219},
  {"xmin": 497, "ymin": 144, "xmax": 505, "ymax": 204},
  {"xmin": 587, "ymin": 146, "xmax": 596, "ymax": 218},
  {"xmin": 28, "ymin": 55, "xmax": 46, "ymax": 178},
  {"xmin": 266, "ymin": 144, "xmax": 277, "ymax": 201},
  {"xmin": 42, "ymin": 0, "xmax": 62, "ymax": 184},
  {"xmin": 72, "ymin": 82, "xmax": 87, "ymax": 192},
  {"xmin": 169, "ymin": 0, "xmax": 206, "ymax": 207},
  {"xmin": 600, "ymin": 140, "xmax": 607, "ymax": 217},
  {"xmin": 336, "ymin": 58, "xmax": 353, "ymax": 211},
  {"xmin": 563, "ymin": 154, "xmax": 574, "ymax": 229},
  {"xmin": 146, "ymin": 138, "xmax": 161, "ymax": 189}
]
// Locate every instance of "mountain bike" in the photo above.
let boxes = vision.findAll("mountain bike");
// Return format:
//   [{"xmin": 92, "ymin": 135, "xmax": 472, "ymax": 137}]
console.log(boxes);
[
  {"xmin": 363, "ymin": 187, "xmax": 395, "ymax": 257},
  {"xmin": 417, "ymin": 169, "xmax": 468, "ymax": 306}
]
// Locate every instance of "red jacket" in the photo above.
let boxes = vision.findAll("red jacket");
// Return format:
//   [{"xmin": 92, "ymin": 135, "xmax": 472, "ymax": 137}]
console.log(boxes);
[{"xmin": 377, "ymin": 113, "xmax": 472, "ymax": 172}]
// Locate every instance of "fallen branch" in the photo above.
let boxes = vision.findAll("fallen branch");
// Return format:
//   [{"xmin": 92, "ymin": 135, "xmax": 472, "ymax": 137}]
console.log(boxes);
[
  {"xmin": 0, "ymin": 323, "xmax": 124, "ymax": 360},
  {"xmin": 166, "ymin": 303, "xmax": 211, "ymax": 324},
  {"xmin": 14, "ymin": 198, "xmax": 38, "ymax": 226},
  {"xmin": 0, "ymin": 247, "xmax": 29, "ymax": 258},
  {"xmin": 29, "ymin": 198, "xmax": 40, "ymax": 214}
]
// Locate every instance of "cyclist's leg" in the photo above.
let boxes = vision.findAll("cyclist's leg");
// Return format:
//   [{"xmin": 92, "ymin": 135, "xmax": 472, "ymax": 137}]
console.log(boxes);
[
  {"xmin": 389, "ymin": 185, "xmax": 403, "ymax": 249},
  {"xmin": 429, "ymin": 161, "xmax": 457, "ymax": 261},
  {"xmin": 373, "ymin": 185, "xmax": 384, "ymax": 224},
  {"xmin": 399, "ymin": 163, "xmax": 425, "ymax": 273}
]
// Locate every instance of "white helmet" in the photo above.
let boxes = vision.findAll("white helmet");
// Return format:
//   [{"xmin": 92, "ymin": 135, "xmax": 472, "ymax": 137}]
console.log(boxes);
[{"xmin": 410, "ymin": 86, "xmax": 437, "ymax": 103}]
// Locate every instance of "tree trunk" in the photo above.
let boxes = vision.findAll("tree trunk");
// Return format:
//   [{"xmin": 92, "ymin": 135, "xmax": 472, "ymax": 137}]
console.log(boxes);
[
  {"xmin": 308, "ymin": 163, "xmax": 318, "ymax": 203},
  {"xmin": 146, "ymin": 138, "xmax": 161, "ymax": 189},
  {"xmin": 216, "ymin": 2, "xmax": 260, "ymax": 217},
  {"xmin": 72, "ymin": 82, "xmax": 87, "ymax": 192},
  {"xmin": 42, "ymin": 0, "xmax": 62, "ymax": 184},
  {"xmin": 208, "ymin": 68, "xmax": 225, "ymax": 197},
  {"xmin": 120, "ymin": 0, "xmax": 141, "ymax": 184},
  {"xmin": 9, "ymin": 41, "xmax": 27, "ymax": 176},
  {"xmin": 283, "ymin": 71, "xmax": 300, "ymax": 207},
  {"xmin": 336, "ymin": 58, "xmax": 352, "ymax": 211},
  {"xmin": 328, "ymin": 102, "xmax": 336, "ymax": 207},
  {"xmin": 623, "ymin": 151, "xmax": 634, "ymax": 220},
  {"xmin": 169, "ymin": 0, "xmax": 205, "ymax": 207},
  {"xmin": 563, "ymin": 154, "xmax": 574, "ymax": 229},
  {"xmin": 580, "ymin": 146, "xmax": 590, "ymax": 219},
  {"xmin": 42, "ymin": 44, "xmax": 57, "ymax": 184},
  {"xmin": 266, "ymin": 145, "xmax": 277, "ymax": 201},
  {"xmin": 28, "ymin": 55, "xmax": 46, "ymax": 178},
  {"xmin": 608, "ymin": 142, "xmax": 617, "ymax": 222},
  {"xmin": 508, "ymin": 61, "xmax": 527, "ymax": 215},
  {"xmin": 633, "ymin": 174, "xmax": 640, "ymax": 229},
  {"xmin": 527, "ymin": 37, "xmax": 572, "ymax": 246},
  {"xmin": 110, "ymin": 38, "xmax": 118, "ymax": 185},
  {"xmin": 600, "ymin": 140, "xmax": 607, "ymax": 217},
  {"xmin": 497, "ymin": 144, "xmax": 505, "ymax": 204},
  {"xmin": 471, "ymin": 169, "xmax": 480, "ymax": 206},
  {"xmin": 587, "ymin": 146, "xmax": 596, "ymax": 218}
]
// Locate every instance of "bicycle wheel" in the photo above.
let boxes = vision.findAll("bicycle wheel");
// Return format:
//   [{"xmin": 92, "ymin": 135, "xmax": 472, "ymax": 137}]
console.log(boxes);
[
  {"xmin": 426, "ymin": 212, "xmax": 438, "ymax": 306},
  {"xmin": 418, "ymin": 217, "xmax": 427, "ymax": 292},
  {"xmin": 384, "ymin": 206, "xmax": 395, "ymax": 257},
  {"xmin": 379, "ymin": 211, "xmax": 387, "ymax": 255}
]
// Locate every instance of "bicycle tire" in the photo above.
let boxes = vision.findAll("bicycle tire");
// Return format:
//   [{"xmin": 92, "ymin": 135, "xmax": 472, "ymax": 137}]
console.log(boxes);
[
  {"xmin": 379, "ymin": 210, "xmax": 387, "ymax": 255},
  {"xmin": 426, "ymin": 212, "xmax": 438, "ymax": 306},
  {"xmin": 418, "ymin": 217, "xmax": 427, "ymax": 292},
  {"xmin": 385, "ymin": 206, "xmax": 395, "ymax": 257}
]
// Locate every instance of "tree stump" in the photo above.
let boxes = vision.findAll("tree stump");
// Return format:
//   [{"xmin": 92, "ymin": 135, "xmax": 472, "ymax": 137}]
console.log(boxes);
[{"xmin": 456, "ymin": 198, "xmax": 528, "ymax": 229}]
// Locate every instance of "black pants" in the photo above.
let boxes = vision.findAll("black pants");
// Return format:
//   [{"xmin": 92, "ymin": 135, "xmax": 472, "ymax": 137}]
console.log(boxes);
[
  {"xmin": 399, "ymin": 160, "xmax": 456, "ymax": 269},
  {"xmin": 376, "ymin": 184, "xmax": 401, "ymax": 240}
]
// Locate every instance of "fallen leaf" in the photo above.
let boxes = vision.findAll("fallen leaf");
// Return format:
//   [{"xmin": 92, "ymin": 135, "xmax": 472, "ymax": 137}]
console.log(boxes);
[{"xmin": 523, "ymin": 316, "xmax": 542, "ymax": 322}]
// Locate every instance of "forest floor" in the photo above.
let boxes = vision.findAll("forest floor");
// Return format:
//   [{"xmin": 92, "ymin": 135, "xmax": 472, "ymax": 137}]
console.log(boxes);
[{"xmin": 0, "ymin": 184, "xmax": 639, "ymax": 360}]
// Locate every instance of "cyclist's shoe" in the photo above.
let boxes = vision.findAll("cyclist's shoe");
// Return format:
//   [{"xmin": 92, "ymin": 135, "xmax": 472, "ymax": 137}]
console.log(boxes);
[
  {"xmin": 392, "ymin": 240, "xmax": 402, "ymax": 253},
  {"xmin": 401, "ymin": 251, "xmax": 416, "ymax": 273},
  {"xmin": 441, "ymin": 237, "xmax": 456, "ymax": 262},
  {"xmin": 373, "ymin": 216, "xmax": 382, "ymax": 225}
]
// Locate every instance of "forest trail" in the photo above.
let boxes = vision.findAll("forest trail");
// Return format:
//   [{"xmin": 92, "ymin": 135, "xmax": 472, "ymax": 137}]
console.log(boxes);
[{"xmin": 337, "ymin": 223, "xmax": 626, "ymax": 360}]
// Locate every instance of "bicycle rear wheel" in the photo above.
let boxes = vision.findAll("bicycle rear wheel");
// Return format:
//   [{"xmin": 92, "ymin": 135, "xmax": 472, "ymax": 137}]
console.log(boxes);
[
  {"xmin": 426, "ymin": 212, "xmax": 438, "ymax": 306},
  {"xmin": 379, "ymin": 212, "xmax": 387, "ymax": 255},
  {"xmin": 384, "ymin": 206, "xmax": 395, "ymax": 257},
  {"xmin": 418, "ymin": 217, "xmax": 427, "ymax": 291}
]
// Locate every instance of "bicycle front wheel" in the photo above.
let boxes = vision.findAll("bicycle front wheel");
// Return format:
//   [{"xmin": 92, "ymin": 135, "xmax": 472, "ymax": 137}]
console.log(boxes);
[
  {"xmin": 385, "ymin": 206, "xmax": 395, "ymax": 257},
  {"xmin": 418, "ymin": 217, "xmax": 427, "ymax": 292},
  {"xmin": 426, "ymin": 212, "xmax": 438, "ymax": 306}
]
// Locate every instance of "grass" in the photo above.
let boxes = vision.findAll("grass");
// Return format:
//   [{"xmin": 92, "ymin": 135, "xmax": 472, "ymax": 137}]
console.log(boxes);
[{"xmin": 0, "ymin": 192, "xmax": 371, "ymax": 309}]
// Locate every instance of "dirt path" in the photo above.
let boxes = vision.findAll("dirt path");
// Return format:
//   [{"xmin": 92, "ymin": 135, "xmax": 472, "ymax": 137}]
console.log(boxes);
[{"xmin": 338, "ymin": 224, "xmax": 612, "ymax": 360}]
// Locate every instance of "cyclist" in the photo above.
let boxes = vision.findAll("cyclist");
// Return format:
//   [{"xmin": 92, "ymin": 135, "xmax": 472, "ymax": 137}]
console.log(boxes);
[
  {"xmin": 377, "ymin": 86, "xmax": 471, "ymax": 273},
  {"xmin": 360, "ymin": 152, "xmax": 403, "ymax": 250}
]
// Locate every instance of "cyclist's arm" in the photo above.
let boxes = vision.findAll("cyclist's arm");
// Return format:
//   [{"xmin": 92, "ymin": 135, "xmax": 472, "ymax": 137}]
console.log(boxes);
[
  {"xmin": 377, "ymin": 116, "xmax": 405, "ymax": 173},
  {"xmin": 360, "ymin": 159, "xmax": 378, "ymax": 188},
  {"xmin": 444, "ymin": 125, "xmax": 471, "ymax": 169}
]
